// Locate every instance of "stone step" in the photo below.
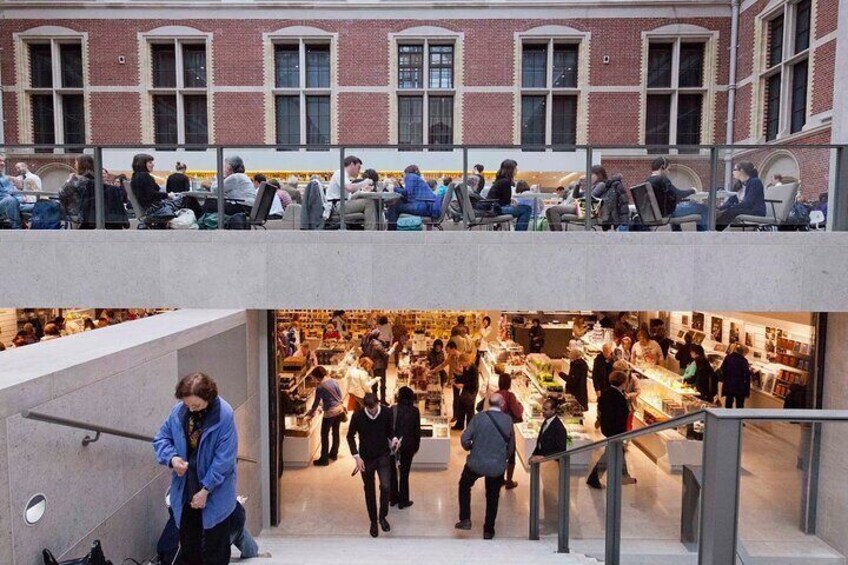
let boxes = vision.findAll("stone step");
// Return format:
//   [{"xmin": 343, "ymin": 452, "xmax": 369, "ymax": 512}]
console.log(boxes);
[{"xmin": 245, "ymin": 535, "xmax": 600, "ymax": 564}]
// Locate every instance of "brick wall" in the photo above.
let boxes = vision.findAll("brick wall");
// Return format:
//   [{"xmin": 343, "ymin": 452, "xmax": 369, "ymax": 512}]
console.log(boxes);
[
  {"xmin": 812, "ymin": 40, "xmax": 836, "ymax": 115},
  {"xmin": 0, "ymin": 8, "xmax": 838, "ymax": 149}
]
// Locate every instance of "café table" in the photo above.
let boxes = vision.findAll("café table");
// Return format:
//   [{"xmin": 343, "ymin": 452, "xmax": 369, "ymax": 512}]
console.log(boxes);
[{"xmin": 352, "ymin": 190, "xmax": 402, "ymax": 230}]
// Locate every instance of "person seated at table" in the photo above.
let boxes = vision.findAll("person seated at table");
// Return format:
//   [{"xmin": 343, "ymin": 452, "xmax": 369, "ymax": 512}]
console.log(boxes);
[
  {"xmin": 646, "ymin": 157, "xmax": 707, "ymax": 231},
  {"xmin": 386, "ymin": 165, "xmax": 440, "ymax": 230},
  {"xmin": 59, "ymin": 154, "xmax": 97, "ymax": 222},
  {"xmin": 323, "ymin": 322, "xmax": 342, "ymax": 341},
  {"xmin": 251, "ymin": 173, "xmax": 284, "ymax": 218},
  {"xmin": 327, "ymin": 155, "xmax": 378, "ymax": 230},
  {"xmin": 165, "ymin": 161, "xmax": 191, "ymax": 193},
  {"xmin": 204, "ymin": 155, "xmax": 256, "ymax": 216},
  {"xmin": 715, "ymin": 161, "xmax": 766, "ymax": 231},
  {"xmin": 514, "ymin": 180, "xmax": 542, "ymax": 219},
  {"xmin": 0, "ymin": 154, "xmax": 24, "ymax": 229},
  {"xmin": 12, "ymin": 161, "xmax": 42, "ymax": 214},
  {"xmin": 281, "ymin": 176, "xmax": 302, "ymax": 204},
  {"xmin": 130, "ymin": 153, "xmax": 172, "ymax": 212},
  {"xmin": 488, "ymin": 159, "xmax": 532, "ymax": 231},
  {"xmin": 546, "ymin": 166, "xmax": 607, "ymax": 231}
]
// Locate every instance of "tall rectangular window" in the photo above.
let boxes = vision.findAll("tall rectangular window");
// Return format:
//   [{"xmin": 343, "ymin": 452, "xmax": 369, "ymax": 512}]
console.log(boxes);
[
  {"xmin": 398, "ymin": 96, "xmax": 423, "ymax": 146},
  {"xmin": 306, "ymin": 95, "xmax": 331, "ymax": 145},
  {"xmin": 396, "ymin": 41, "xmax": 454, "ymax": 147},
  {"xmin": 26, "ymin": 40, "xmax": 86, "ymax": 151},
  {"xmin": 761, "ymin": 2, "xmax": 810, "ymax": 141},
  {"xmin": 520, "ymin": 39, "xmax": 581, "ymax": 147},
  {"xmin": 644, "ymin": 40, "xmax": 706, "ymax": 147},
  {"xmin": 149, "ymin": 40, "xmax": 208, "ymax": 146},
  {"xmin": 521, "ymin": 96, "xmax": 546, "ymax": 147},
  {"xmin": 273, "ymin": 40, "xmax": 333, "ymax": 148}
]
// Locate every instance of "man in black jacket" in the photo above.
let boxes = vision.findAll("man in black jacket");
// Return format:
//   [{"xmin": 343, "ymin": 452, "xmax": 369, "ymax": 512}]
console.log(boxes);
[
  {"xmin": 529, "ymin": 398, "xmax": 569, "ymax": 531},
  {"xmin": 347, "ymin": 393, "xmax": 395, "ymax": 537},
  {"xmin": 587, "ymin": 371, "xmax": 635, "ymax": 489},
  {"xmin": 389, "ymin": 386, "xmax": 421, "ymax": 509},
  {"xmin": 592, "ymin": 343, "xmax": 614, "ymax": 398}
]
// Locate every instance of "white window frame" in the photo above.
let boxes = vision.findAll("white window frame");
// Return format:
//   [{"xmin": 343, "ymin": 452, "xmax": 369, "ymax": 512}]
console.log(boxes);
[
  {"xmin": 148, "ymin": 38, "xmax": 209, "ymax": 145},
  {"xmin": 272, "ymin": 39, "xmax": 333, "ymax": 146},
  {"xmin": 138, "ymin": 26, "xmax": 213, "ymax": 145},
  {"xmin": 514, "ymin": 26, "xmax": 590, "ymax": 147},
  {"xmin": 643, "ymin": 37, "xmax": 711, "ymax": 147},
  {"xmin": 263, "ymin": 27, "xmax": 337, "ymax": 148},
  {"xmin": 389, "ymin": 27, "xmax": 463, "ymax": 146},
  {"xmin": 518, "ymin": 39, "xmax": 581, "ymax": 146},
  {"xmin": 757, "ymin": 0, "xmax": 812, "ymax": 142},
  {"xmin": 13, "ymin": 26, "xmax": 90, "ymax": 149},
  {"xmin": 395, "ymin": 39, "xmax": 456, "ymax": 146}
]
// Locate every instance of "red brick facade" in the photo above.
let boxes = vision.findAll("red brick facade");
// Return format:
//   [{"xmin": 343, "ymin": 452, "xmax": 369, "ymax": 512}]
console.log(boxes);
[{"xmin": 0, "ymin": 3, "xmax": 840, "ymax": 198}]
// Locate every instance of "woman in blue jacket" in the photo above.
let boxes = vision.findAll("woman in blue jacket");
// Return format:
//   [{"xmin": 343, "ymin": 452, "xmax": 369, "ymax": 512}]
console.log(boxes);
[
  {"xmin": 716, "ymin": 161, "xmax": 766, "ymax": 230},
  {"xmin": 154, "ymin": 372, "xmax": 238, "ymax": 565},
  {"xmin": 386, "ymin": 164, "xmax": 441, "ymax": 229}
]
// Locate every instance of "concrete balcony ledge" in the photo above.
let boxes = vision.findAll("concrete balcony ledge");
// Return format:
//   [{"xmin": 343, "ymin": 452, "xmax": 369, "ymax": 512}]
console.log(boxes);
[{"xmin": 0, "ymin": 230, "xmax": 845, "ymax": 311}]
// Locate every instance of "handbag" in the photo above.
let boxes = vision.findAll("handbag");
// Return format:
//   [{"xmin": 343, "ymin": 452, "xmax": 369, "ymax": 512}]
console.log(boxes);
[
  {"xmin": 325, "ymin": 382, "xmax": 348, "ymax": 422},
  {"xmin": 43, "ymin": 540, "xmax": 113, "ymax": 565},
  {"xmin": 168, "ymin": 208, "xmax": 199, "ymax": 230}
]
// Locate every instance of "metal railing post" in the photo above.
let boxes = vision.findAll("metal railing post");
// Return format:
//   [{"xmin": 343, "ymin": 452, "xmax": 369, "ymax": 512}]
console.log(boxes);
[
  {"xmin": 584, "ymin": 146, "xmax": 593, "ymax": 231},
  {"xmin": 462, "ymin": 146, "xmax": 469, "ymax": 187},
  {"xmin": 707, "ymin": 146, "xmax": 719, "ymax": 231},
  {"xmin": 605, "ymin": 440, "xmax": 623, "ymax": 564},
  {"xmin": 557, "ymin": 456, "xmax": 571, "ymax": 553},
  {"xmin": 698, "ymin": 412, "xmax": 743, "ymax": 565},
  {"xmin": 93, "ymin": 146, "xmax": 105, "ymax": 229},
  {"xmin": 216, "ymin": 147, "xmax": 225, "ymax": 229},
  {"xmin": 529, "ymin": 462, "xmax": 540, "ymax": 540},
  {"xmin": 831, "ymin": 146, "xmax": 846, "ymax": 231},
  {"xmin": 338, "ymin": 147, "xmax": 346, "ymax": 230}
]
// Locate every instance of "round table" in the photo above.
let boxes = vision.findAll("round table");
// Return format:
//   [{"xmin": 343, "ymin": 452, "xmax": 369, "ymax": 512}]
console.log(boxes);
[{"xmin": 352, "ymin": 191, "xmax": 402, "ymax": 230}]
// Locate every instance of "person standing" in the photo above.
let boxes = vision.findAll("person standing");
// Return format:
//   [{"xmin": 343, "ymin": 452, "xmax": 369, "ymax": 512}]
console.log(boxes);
[
  {"xmin": 587, "ymin": 371, "xmax": 636, "ymax": 489},
  {"xmin": 427, "ymin": 339, "xmax": 447, "ymax": 387},
  {"xmin": 688, "ymin": 344, "xmax": 719, "ymax": 404},
  {"xmin": 153, "ymin": 373, "xmax": 238, "ymax": 565},
  {"xmin": 429, "ymin": 340, "xmax": 466, "ymax": 426},
  {"xmin": 529, "ymin": 319, "xmax": 545, "ymax": 354},
  {"xmin": 592, "ymin": 343, "xmax": 614, "ymax": 399},
  {"xmin": 475, "ymin": 315, "xmax": 494, "ymax": 367},
  {"xmin": 494, "ymin": 372, "xmax": 523, "ymax": 490},
  {"xmin": 390, "ymin": 386, "xmax": 421, "ymax": 509},
  {"xmin": 456, "ymin": 393, "xmax": 515, "ymax": 540},
  {"xmin": 720, "ymin": 344, "xmax": 752, "ymax": 408},
  {"xmin": 563, "ymin": 345, "xmax": 589, "ymax": 411},
  {"xmin": 529, "ymin": 398, "xmax": 569, "ymax": 530},
  {"xmin": 631, "ymin": 324, "xmax": 663, "ymax": 366},
  {"xmin": 675, "ymin": 332, "xmax": 695, "ymax": 373},
  {"xmin": 347, "ymin": 393, "xmax": 394, "ymax": 538},
  {"xmin": 363, "ymin": 328, "xmax": 391, "ymax": 404},
  {"xmin": 348, "ymin": 356, "xmax": 381, "ymax": 410},
  {"xmin": 306, "ymin": 366, "xmax": 346, "ymax": 466}
]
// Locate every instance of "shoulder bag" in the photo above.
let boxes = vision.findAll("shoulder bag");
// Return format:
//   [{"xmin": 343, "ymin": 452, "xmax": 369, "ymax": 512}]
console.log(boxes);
[{"xmin": 484, "ymin": 411, "xmax": 512, "ymax": 445}]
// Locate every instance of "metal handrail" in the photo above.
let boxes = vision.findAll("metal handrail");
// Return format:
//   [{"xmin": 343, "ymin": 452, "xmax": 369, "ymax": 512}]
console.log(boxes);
[
  {"xmin": 528, "ymin": 408, "xmax": 848, "ymax": 564},
  {"xmin": 21, "ymin": 409, "xmax": 257, "ymax": 463}
]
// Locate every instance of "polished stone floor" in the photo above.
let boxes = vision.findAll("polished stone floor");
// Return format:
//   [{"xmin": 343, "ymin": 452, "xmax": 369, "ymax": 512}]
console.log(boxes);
[{"xmin": 272, "ymin": 368, "xmax": 839, "ymax": 561}]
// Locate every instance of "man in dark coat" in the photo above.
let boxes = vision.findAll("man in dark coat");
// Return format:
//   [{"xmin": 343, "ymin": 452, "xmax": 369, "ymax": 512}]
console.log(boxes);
[
  {"xmin": 529, "ymin": 398, "xmax": 569, "ymax": 531},
  {"xmin": 592, "ymin": 343, "xmax": 614, "ymax": 397},
  {"xmin": 720, "ymin": 344, "xmax": 752, "ymax": 408},
  {"xmin": 587, "ymin": 371, "xmax": 635, "ymax": 489}
]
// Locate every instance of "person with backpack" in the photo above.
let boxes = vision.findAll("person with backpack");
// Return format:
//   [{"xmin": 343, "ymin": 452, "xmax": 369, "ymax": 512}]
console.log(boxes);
[
  {"xmin": 646, "ymin": 157, "xmax": 708, "ymax": 231},
  {"xmin": 455, "ymin": 393, "xmax": 515, "ymax": 540},
  {"xmin": 594, "ymin": 172, "xmax": 631, "ymax": 231}
]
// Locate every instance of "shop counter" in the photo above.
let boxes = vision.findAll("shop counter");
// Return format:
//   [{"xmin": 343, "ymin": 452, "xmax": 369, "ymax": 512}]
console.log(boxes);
[
  {"xmin": 631, "ymin": 413, "xmax": 702, "ymax": 472},
  {"xmin": 413, "ymin": 436, "xmax": 451, "ymax": 469},
  {"xmin": 282, "ymin": 415, "xmax": 322, "ymax": 468}
]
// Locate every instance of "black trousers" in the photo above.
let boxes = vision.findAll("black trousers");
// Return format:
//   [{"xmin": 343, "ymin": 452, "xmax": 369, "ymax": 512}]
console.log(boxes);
[
  {"xmin": 452, "ymin": 384, "xmax": 462, "ymax": 421},
  {"xmin": 455, "ymin": 391, "xmax": 476, "ymax": 430},
  {"xmin": 389, "ymin": 449, "xmax": 415, "ymax": 505},
  {"xmin": 588, "ymin": 445, "xmax": 630, "ymax": 482},
  {"xmin": 362, "ymin": 455, "xmax": 391, "ymax": 524},
  {"xmin": 458, "ymin": 464, "xmax": 504, "ymax": 533},
  {"xmin": 319, "ymin": 415, "xmax": 341, "ymax": 461},
  {"xmin": 372, "ymin": 367, "xmax": 387, "ymax": 403},
  {"xmin": 725, "ymin": 394, "xmax": 746, "ymax": 408},
  {"xmin": 179, "ymin": 503, "xmax": 232, "ymax": 565}
]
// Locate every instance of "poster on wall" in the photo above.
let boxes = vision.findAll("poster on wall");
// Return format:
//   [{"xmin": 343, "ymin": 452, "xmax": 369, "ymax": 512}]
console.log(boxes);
[
  {"xmin": 711, "ymin": 316, "xmax": 724, "ymax": 343},
  {"xmin": 682, "ymin": 314, "xmax": 690, "ymax": 327},
  {"xmin": 729, "ymin": 322, "xmax": 742, "ymax": 344},
  {"xmin": 745, "ymin": 333, "xmax": 754, "ymax": 347},
  {"xmin": 692, "ymin": 312, "xmax": 705, "ymax": 331}
]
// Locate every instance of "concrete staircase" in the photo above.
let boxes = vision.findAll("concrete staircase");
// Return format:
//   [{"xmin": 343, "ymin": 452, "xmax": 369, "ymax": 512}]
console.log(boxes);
[{"xmin": 243, "ymin": 535, "xmax": 600, "ymax": 564}]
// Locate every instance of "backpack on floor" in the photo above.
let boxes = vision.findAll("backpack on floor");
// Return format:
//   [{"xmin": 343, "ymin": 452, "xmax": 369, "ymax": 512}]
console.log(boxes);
[
  {"xmin": 397, "ymin": 215, "xmax": 423, "ymax": 231},
  {"xmin": 43, "ymin": 540, "xmax": 113, "ymax": 565},
  {"xmin": 30, "ymin": 200, "xmax": 64, "ymax": 229}
]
